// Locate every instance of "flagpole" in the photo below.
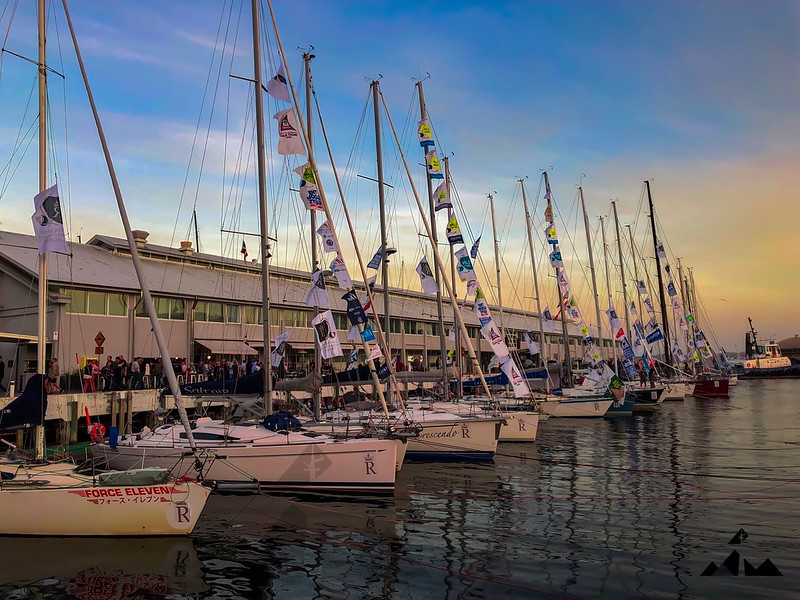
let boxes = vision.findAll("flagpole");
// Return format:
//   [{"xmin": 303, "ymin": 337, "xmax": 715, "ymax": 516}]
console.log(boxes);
[
  {"xmin": 445, "ymin": 158, "xmax": 463, "ymax": 399},
  {"xmin": 520, "ymin": 178, "xmax": 548, "ymax": 392},
  {"xmin": 600, "ymin": 215, "xmax": 619, "ymax": 375},
  {"xmin": 543, "ymin": 171, "xmax": 571, "ymax": 387},
  {"xmin": 579, "ymin": 185, "xmax": 605, "ymax": 369},
  {"xmin": 35, "ymin": 0, "xmax": 47, "ymax": 461},
  {"xmin": 250, "ymin": 0, "xmax": 273, "ymax": 413},
  {"xmin": 487, "ymin": 193, "xmax": 506, "ymax": 341},
  {"xmin": 611, "ymin": 200, "xmax": 631, "ymax": 344},
  {"xmin": 304, "ymin": 51, "xmax": 322, "ymax": 420},
  {"xmin": 416, "ymin": 81, "xmax": 449, "ymax": 399},
  {"xmin": 646, "ymin": 180, "xmax": 672, "ymax": 365},
  {"xmin": 626, "ymin": 224, "xmax": 645, "ymax": 322},
  {"xmin": 372, "ymin": 80, "xmax": 391, "ymax": 401}
]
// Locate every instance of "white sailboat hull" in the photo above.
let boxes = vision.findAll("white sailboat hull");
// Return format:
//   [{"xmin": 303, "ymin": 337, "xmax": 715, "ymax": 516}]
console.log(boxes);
[
  {"xmin": 539, "ymin": 397, "xmax": 613, "ymax": 418},
  {"xmin": 663, "ymin": 381, "xmax": 693, "ymax": 400},
  {"xmin": 92, "ymin": 424, "xmax": 398, "ymax": 494},
  {"xmin": 406, "ymin": 417, "xmax": 501, "ymax": 459},
  {"xmin": 428, "ymin": 402, "xmax": 539, "ymax": 442},
  {"xmin": 0, "ymin": 465, "xmax": 209, "ymax": 537}
]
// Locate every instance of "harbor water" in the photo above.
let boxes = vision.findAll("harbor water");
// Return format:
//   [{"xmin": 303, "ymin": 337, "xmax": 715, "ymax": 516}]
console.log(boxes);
[{"xmin": 0, "ymin": 379, "xmax": 797, "ymax": 599}]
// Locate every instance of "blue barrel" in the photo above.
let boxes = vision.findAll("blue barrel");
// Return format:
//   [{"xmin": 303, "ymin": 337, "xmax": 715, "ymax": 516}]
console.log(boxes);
[{"xmin": 109, "ymin": 426, "xmax": 119, "ymax": 449}]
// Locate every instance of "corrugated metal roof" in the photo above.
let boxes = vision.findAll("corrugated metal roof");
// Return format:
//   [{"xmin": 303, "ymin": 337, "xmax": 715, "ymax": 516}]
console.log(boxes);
[{"xmin": 0, "ymin": 229, "xmax": 584, "ymax": 337}]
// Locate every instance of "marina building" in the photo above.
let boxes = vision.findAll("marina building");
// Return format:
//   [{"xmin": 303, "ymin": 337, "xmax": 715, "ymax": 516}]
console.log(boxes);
[{"xmin": 0, "ymin": 229, "xmax": 606, "ymax": 389}]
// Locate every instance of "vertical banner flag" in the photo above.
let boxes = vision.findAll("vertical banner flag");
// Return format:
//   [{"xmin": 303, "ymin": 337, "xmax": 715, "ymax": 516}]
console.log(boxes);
[
  {"xmin": 433, "ymin": 182, "xmax": 452, "ymax": 211},
  {"xmin": 656, "ymin": 240, "xmax": 667, "ymax": 259},
  {"xmin": 312, "ymin": 310, "xmax": 342, "ymax": 359},
  {"xmin": 330, "ymin": 255, "xmax": 353, "ymax": 288},
  {"xmin": 361, "ymin": 274, "xmax": 377, "ymax": 311},
  {"xmin": 294, "ymin": 163, "xmax": 323, "ymax": 211},
  {"xmin": 305, "ymin": 269, "xmax": 329, "ymax": 308},
  {"xmin": 416, "ymin": 257, "xmax": 439, "ymax": 294},
  {"xmin": 523, "ymin": 331, "xmax": 540, "ymax": 355},
  {"xmin": 667, "ymin": 280, "xmax": 678, "ymax": 297},
  {"xmin": 606, "ymin": 307, "xmax": 624, "ymax": 339},
  {"xmin": 425, "ymin": 149, "xmax": 444, "ymax": 179},
  {"xmin": 417, "ymin": 118, "xmax": 434, "ymax": 147},
  {"xmin": 636, "ymin": 280, "xmax": 648, "ymax": 295},
  {"xmin": 446, "ymin": 217, "xmax": 464, "ymax": 244},
  {"xmin": 454, "ymin": 246, "xmax": 477, "ymax": 282},
  {"xmin": 542, "ymin": 305, "xmax": 557, "ymax": 332},
  {"xmin": 481, "ymin": 319, "xmax": 510, "ymax": 358},
  {"xmin": 549, "ymin": 249, "xmax": 564, "ymax": 268},
  {"xmin": 271, "ymin": 331, "xmax": 290, "ymax": 368},
  {"xmin": 500, "ymin": 356, "xmax": 531, "ymax": 398},
  {"xmin": 266, "ymin": 65, "xmax": 290, "ymax": 102},
  {"xmin": 31, "ymin": 184, "xmax": 67, "ymax": 255},
  {"xmin": 316, "ymin": 221, "xmax": 339, "ymax": 253},
  {"xmin": 347, "ymin": 348, "xmax": 359, "ymax": 370},
  {"xmin": 470, "ymin": 236, "xmax": 481, "ymax": 259},
  {"xmin": 544, "ymin": 200, "xmax": 553, "ymax": 224},
  {"xmin": 557, "ymin": 269, "xmax": 571, "ymax": 296},
  {"xmin": 273, "ymin": 108, "xmax": 306, "ymax": 156},
  {"xmin": 367, "ymin": 345, "xmax": 383, "ymax": 361},
  {"xmin": 240, "ymin": 240, "xmax": 248, "ymax": 261},
  {"xmin": 367, "ymin": 249, "xmax": 383, "ymax": 270},
  {"xmin": 342, "ymin": 290, "xmax": 367, "ymax": 326},
  {"xmin": 545, "ymin": 223, "xmax": 558, "ymax": 245}
]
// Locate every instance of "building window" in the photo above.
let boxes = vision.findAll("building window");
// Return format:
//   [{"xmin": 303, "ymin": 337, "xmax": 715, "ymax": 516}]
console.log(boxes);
[
  {"xmin": 390, "ymin": 318, "xmax": 402, "ymax": 334},
  {"xmin": 284, "ymin": 309, "xmax": 310, "ymax": 328},
  {"xmin": 333, "ymin": 313, "xmax": 349, "ymax": 331},
  {"xmin": 136, "ymin": 296, "xmax": 185, "ymax": 320},
  {"xmin": 467, "ymin": 326, "xmax": 480, "ymax": 338},
  {"xmin": 244, "ymin": 305, "xmax": 262, "ymax": 325},
  {"xmin": 108, "ymin": 294, "xmax": 127, "ymax": 316},
  {"xmin": 227, "ymin": 304, "xmax": 240, "ymax": 324},
  {"xmin": 62, "ymin": 288, "xmax": 127, "ymax": 317}
]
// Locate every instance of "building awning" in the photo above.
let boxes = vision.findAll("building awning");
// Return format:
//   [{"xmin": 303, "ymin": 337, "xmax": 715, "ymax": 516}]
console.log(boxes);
[
  {"xmin": 0, "ymin": 332, "xmax": 38, "ymax": 344},
  {"xmin": 195, "ymin": 339, "xmax": 257, "ymax": 356}
]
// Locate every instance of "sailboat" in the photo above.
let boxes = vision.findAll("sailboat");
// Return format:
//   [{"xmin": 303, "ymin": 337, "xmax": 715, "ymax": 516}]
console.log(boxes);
[
  {"xmin": 91, "ymin": 0, "xmax": 401, "ymax": 492},
  {"xmin": 0, "ymin": 0, "xmax": 209, "ymax": 536}
]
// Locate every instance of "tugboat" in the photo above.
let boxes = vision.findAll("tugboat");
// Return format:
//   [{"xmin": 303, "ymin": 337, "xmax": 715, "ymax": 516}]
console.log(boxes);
[{"xmin": 739, "ymin": 318, "xmax": 800, "ymax": 378}]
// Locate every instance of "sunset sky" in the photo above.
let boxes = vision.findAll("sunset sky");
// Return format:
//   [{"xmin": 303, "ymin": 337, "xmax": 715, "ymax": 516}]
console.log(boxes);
[{"xmin": 0, "ymin": 0, "xmax": 797, "ymax": 352}]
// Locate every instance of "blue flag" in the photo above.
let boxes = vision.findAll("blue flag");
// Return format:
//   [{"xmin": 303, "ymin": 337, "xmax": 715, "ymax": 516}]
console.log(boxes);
[{"xmin": 470, "ymin": 236, "xmax": 481, "ymax": 259}]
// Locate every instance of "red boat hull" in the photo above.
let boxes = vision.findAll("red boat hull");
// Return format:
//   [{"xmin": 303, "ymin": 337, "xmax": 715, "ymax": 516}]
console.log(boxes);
[{"xmin": 692, "ymin": 376, "xmax": 730, "ymax": 398}]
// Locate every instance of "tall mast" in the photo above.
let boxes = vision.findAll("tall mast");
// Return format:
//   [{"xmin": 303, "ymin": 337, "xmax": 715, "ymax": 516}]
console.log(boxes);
[
  {"xmin": 265, "ymin": 0, "xmax": 393, "ymax": 417},
  {"xmin": 646, "ymin": 180, "xmax": 671, "ymax": 365},
  {"xmin": 579, "ymin": 185, "xmax": 604, "ymax": 359},
  {"xmin": 444, "ymin": 157, "xmax": 462, "ymax": 398},
  {"xmin": 250, "ymin": 0, "xmax": 273, "ymax": 412},
  {"xmin": 35, "ymin": 0, "xmax": 47, "ymax": 461},
  {"xmin": 626, "ymin": 224, "xmax": 644, "ymax": 320},
  {"xmin": 543, "ymin": 171, "xmax": 570, "ymax": 385},
  {"xmin": 304, "ymin": 51, "xmax": 321, "ymax": 420},
  {"xmin": 520, "ymin": 178, "xmax": 548, "ymax": 391},
  {"xmin": 611, "ymin": 200, "xmax": 631, "ymax": 340},
  {"xmin": 487, "ymin": 193, "xmax": 505, "ymax": 339},
  {"xmin": 677, "ymin": 258, "xmax": 693, "ymax": 374},
  {"xmin": 416, "ymin": 81, "xmax": 448, "ymax": 396},
  {"xmin": 371, "ymin": 80, "xmax": 391, "ymax": 398},
  {"xmin": 600, "ymin": 216, "xmax": 618, "ymax": 374},
  {"xmin": 62, "ymin": 0, "xmax": 196, "ymax": 448},
  {"xmin": 377, "ymin": 90, "xmax": 493, "ymax": 398}
]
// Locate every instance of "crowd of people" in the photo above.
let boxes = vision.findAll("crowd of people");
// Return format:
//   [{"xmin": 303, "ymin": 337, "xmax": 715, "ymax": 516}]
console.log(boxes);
[{"xmin": 45, "ymin": 355, "xmax": 266, "ymax": 393}]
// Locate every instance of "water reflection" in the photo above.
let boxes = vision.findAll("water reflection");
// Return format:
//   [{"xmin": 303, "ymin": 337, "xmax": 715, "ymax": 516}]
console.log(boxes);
[{"xmin": 0, "ymin": 537, "xmax": 207, "ymax": 598}]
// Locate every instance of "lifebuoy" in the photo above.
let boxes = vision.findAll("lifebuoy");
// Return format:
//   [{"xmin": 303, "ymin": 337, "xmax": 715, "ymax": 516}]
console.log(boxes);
[{"xmin": 90, "ymin": 423, "xmax": 106, "ymax": 442}]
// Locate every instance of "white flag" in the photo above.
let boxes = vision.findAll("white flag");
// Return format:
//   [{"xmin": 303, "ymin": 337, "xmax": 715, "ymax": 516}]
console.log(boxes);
[
  {"xmin": 273, "ymin": 108, "xmax": 306, "ymax": 156},
  {"xmin": 636, "ymin": 280, "xmax": 648, "ymax": 295},
  {"xmin": 523, "ymin": 331, "xmax": 540, "ymax": 356},
  {"xmin": 557, "ymin": 269, "xmax": 571, "ymax": 295},
  {"xmin": 433, "ymin": 181, "xmax": 452, "ymax": 211},
  {"xmin": 655, "ymin": 239, "xmax": 667, "ymax": 259},
  {"xmin": 312, "ymin": 310, "xmax": 342, "ymax": 359},
  {"xmin": 500, "ymin": 356, "xmax": 531, "ymax": 398},
  {"xmin": 448, "ymin": 327, "xmax": 456, "ymax": 341},
  {"xmin": 417, "ymin": 117, "xmax": 434, "ymax": 147},
  {"xmin": 330, "ymin": 255, "xmax": 353, "ymax": 288},
  {"xmin": 542, "ymin": 305, "xmax": 557, "ymax": 333},
  {"xmin": 317, "ymin": 221, "xmax": 339, "ymax": 253},
  {"xmin": 266, "ymin": 65, "xmax": 291, "ymax": 102},
  {"xmin": 454, "ymin": 247, "xmax": 477, "ymax": 283},
  {"xmin": 426, "ymin": 148, "xmax": 443, "ymax": 179},
  {"xmin": 31, "ymin": 184, "xmax": 67, "ymax": 255},
  {"xmin": 480, "ymin": 319, "xmax": 510, "ymax": 358},
  {"xmin": 294, "ymin": 163, "xmax": 323, "ymax": 211},
  {"xmin": 416, "ymin": 256, "xmax": 439, "ymax": 294},
  {"xmin": 271, "ymin": 331, "xmax": 290, "ymax": 368},
  {"xmin": 305, "ymin": 269, "xmax": 329, "ymax": 308},
  {"xmin": 606, "ymin": 306, "xmax": 624, "ymax": 339},
  {"xmin": 367, "ymin": 344, "xmax": 383, "ymax": 361}
]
